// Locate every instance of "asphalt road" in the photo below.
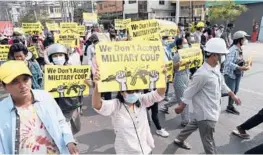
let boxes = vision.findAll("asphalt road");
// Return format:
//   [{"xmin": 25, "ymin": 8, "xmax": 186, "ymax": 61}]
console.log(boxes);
[{"xmin": 0, "ymin": 43, "xmax": 262, "ymax": 154}]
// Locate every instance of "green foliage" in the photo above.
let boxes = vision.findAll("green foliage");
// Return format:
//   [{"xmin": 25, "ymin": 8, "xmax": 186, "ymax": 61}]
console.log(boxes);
[{"xmin": 208, "ymin": 1, "xmax": 248, "ymax": 22}]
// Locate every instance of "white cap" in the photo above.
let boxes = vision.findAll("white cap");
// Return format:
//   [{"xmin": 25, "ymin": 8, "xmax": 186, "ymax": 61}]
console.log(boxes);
[
  {"xmin": 204, "ymin": 38, "xmax": 229, "ymax": 54},
  {"xmin": 233, "ymin": 31, "xmax": 250, "ymax": 40}
]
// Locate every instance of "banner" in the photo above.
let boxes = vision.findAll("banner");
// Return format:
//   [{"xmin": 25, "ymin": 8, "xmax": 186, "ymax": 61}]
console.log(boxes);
[
  {"xmin": 28, "ymin": 46, "xmax": 39, "ymax": 58},
  {"xmin": 157, "ymin": 19, "xmax": 178, "ymax": 37},
  {"xmin": 78, "ymin": 25, "xmax": 86, "ymax": 36},
  {"xmin": 44, "ymin": 65, "xmax": 90, "ymax": 98},
  {"xmin": 83, "ymin": 13, "xmax": 98, "ymax": 26},
  {"xmin": 0, "ymin": 45, "xmax": 10, "ymax": 61},
  {"xmin": 22, "ymin": 23, "xmax": 42, "ymax": 34},
  {"xmin": 114, "ymin": 18, "xmax": 131, "ymax": 30},
  {"xmin": 55, "ymin": 33, "xmax": 80, "ymax": 48},
  {"xmin": 46, "ymin": 23, "xmax": 59, "ymax": 31},
  {"xmin": 178, "ymin": 47, "xmax": 203, "ymax": 71},
  {"xmin": 166, "ymin": 61, "xmax": 174, "ymax": 82},
  {"xmin": 96, "ymin": 41, "xmax": 166, "ymax": 92},
  {"xmin": 160, "ymin": 27, "xmax": 177, "ymax": 37},
  {"xmin": 0, "ymin": 21, "xmax": 13, "ymax": 36},
  {"xmin": 60, "ymin": 22, "xmax": 78, "ymax": 34},
  {"xmin": 127, "ymin": 19, "xmax": 161, "ymax": 41}
]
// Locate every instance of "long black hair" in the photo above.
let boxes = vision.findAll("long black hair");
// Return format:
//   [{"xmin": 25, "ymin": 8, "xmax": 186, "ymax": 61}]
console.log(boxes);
[{"xmin": 230, "ymin": 38, "xmax": 243, "ymax": 48}]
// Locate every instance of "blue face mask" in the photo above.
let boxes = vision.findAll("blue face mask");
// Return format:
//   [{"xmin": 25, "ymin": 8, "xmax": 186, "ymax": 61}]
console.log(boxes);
[
  {"xmin": 124, "ymin": 93, "xmax": 139, "ymax": 104},
  {"xmin": 162, "ymin": 40, "xmax": 168, "ymax": 46},
  {"xmin": 183, "ymin": 44, "xmax": 189, "ymax": 48}
]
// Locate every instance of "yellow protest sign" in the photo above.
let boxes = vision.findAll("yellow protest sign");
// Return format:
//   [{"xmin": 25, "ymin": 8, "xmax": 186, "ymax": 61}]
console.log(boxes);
[
  {"xmin": 83, "ymin": 13, "xmax": 98, "ymax": 25},
  {"xmin": 166, "ymin": 61, "xmax": 174, "ymax": 82},
  {"xmin": 191, "ymin": 43, "xmax": 201, "ymax": 47},
  {"xmin": 46, "ymin": 23, "xmax": 59, "ymax": 31},
  {"xmin": 178, "ymin": 47, "xmax": 203, "ymax": 71},
  {"xmin": 0, "ymin": 45, "xmax": 10, "ymax": 61},
  {"xmin": 127, "ymin": 19, "xmax": 161, "ymax": 41},
  {"xmin": 44, "ymin": 65, "xmax": 91, "ymax": 98},
  {"xmin": 22, "ymin": 23, "xmax": 42, "ymax": 34},
  {"xmin": 60, "ymin": 22, "xmax": 78, "ymax": 34},
  {"xmin": 247, "ymin": 56, "xmax": 253, "ymax": 67},
  {"xmin": 96, "ymin": 41, "xmax": 166, "ymax": 92},
  {"xmin": 114, "ymin": 18, "xmax": 131, "ymax": 30},
  {"xmin": 28, "ymin": 46, "xmax": 39, "ymax": 58},
  {"xmin": 55, "ymin": 33, "xmax": 80, "ymax": 48},
  {"xmin": 78, "ymin": 25, "xmax": 86, "ymax": 36},
  {"xmin": 157, "ymin": 20, "xmax": 178, "ymax": 37}
]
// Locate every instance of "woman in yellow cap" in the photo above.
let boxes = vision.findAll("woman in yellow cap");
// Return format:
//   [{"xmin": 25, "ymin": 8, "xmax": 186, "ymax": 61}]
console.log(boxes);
[{"xmin": 0, "ymin": 60, "xmax": 78, "ymax": 154}]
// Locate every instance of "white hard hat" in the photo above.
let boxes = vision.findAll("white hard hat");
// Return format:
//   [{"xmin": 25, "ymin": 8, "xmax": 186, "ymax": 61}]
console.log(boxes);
[
  {"xmin": 47, "ymin": 43, "xmax": 68, "ymax": 57},
  {"xmin": 233, "ymin": 31, "xmax": 250, "ymax": 40},
  {"xmin": 204, "ymin": 38, "xmax": 229, "ymax": 54}
]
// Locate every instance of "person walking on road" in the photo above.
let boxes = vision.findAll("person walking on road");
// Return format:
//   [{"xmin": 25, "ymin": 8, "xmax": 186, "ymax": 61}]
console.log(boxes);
[
  {"xmin": 90, "ymin": 67, "xmax": 167, "ymax": 154},
  {"xmin": 223, "ymin": 31, "xmax": 250, "ymax": 115},
  {"xmin": 173, "ymin": 38, "xmax": 241, "ymax": 154},
  {"xmin": 0, "ymin": 61, "xmax": 78, "ymax": 154}
]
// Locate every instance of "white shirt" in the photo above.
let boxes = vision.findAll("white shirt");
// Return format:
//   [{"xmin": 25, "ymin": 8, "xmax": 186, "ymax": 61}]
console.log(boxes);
[
  {"xmin": 181, "ymin": 62, "xmax": 231, "ymax": 122},
  {"xmin": 82, "ymin": 44, "xmax": 95, "ymax": 65},
  {"xmin": 68, "ymin": 51, "xmax": 81, "ymax": 65},
  {"xmin": 94, "ymin": 91, "xmax": 164, "ymax": 154}
]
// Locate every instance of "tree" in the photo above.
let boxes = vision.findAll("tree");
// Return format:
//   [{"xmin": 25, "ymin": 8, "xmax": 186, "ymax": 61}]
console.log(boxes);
[{"xmin": 208, "ymin": 1, "xmax": 247, "ymax": 23}]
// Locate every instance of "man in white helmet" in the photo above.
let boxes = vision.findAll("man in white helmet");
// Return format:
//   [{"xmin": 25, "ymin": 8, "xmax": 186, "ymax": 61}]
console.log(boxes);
[{"xmin": 173, "ymin": 38, "xmax": 241, "ymax": 154}]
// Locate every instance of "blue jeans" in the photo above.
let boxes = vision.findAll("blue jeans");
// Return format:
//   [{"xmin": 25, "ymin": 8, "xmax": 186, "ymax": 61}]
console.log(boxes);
[{"xmin": 224, "ymin": 75, "xmax": 241, "ymax": 108}]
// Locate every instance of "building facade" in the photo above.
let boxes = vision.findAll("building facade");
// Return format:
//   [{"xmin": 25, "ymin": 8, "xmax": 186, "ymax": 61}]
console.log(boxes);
[
  {"xmin": 97, "ymin": 0, "xmax": 124, "ymax": 26},
  {"xmin": 123, "ymin": 0, "xmax": 176, "ymax": 21}
]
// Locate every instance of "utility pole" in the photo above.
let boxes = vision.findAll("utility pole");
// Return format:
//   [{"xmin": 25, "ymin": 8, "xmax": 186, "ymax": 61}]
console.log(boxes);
[{"xmin": 176, "ymin": 0, "xmax": 180, "ymax": 24}]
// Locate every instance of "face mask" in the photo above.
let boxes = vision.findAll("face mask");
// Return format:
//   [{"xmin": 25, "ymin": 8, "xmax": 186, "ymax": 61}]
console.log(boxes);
[
  {"xmin": 53, "ymin": 56, "xmax": 66, "ymax": 65},
  {"xmin": 162, "ymin": 40, "xmax": 168, "ymax": 46},
  {"xmin": 218, "ymin": 55, "xmax": 225, "ymax": 64},
  {"xmin": 124, "ymin": 93, "xmax": 139, "ymax": 104},
  {"xmin": 183, "ymin": 44, "xmax": 189, "ymax": 48},
  {"xmin": 243, "ymin": 39, "xmax": 248, "ymax": 45},
  {"xmin": 180, "ymin": 27, "xmax": 184, "ymax": 31}
]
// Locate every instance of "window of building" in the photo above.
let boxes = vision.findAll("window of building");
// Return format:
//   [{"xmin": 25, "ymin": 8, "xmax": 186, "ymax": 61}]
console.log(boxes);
[
  {"xmin": 159, "ymin": 0, "xmax": 165, "ymax": 5},
  {"xmin": 54, "ymin": 8, "xmax": 61, "ymax": 13},
  {"xmin": 129, "ymin": 0, "xmax": 136, "ymax": 4},
  {"xmin": 50, "ymin": 6, "xmax": 54, "ymax": 13},
  {"xmin": 123, "ymin": 0, "xmax": 125, "ymax": 4},
  {"xmin": 99, "ymin": 4, "xmax": 102, "ymax": 10},
  {"xmin": 16, "ymin": 8, "xmax": 20, "ymax": 13}
]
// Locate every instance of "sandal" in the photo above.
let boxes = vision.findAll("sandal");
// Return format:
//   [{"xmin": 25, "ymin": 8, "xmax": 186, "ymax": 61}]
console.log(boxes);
[
  {"xmin": 232, "ymin": 130, "xmax": 250, "ymax": 139},
  {"xmin": 174, "ymin": 138, "xmax": 191, "ymax": 150}
]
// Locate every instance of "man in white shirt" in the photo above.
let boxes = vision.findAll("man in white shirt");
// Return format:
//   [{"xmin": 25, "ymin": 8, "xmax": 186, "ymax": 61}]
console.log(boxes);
[{"xmin": 173, "ymin": 38, "xmax": 241, "ymax": 154}]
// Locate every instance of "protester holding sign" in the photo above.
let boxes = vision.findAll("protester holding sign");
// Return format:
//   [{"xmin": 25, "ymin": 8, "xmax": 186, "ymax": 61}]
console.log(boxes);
[
  {"xmin": 90, "ymin": 65, "xmax": 166, "ymax": 154},
  {"xmin": 8, "ymin": 43, "xmax": 43, "ymax": 89},
  {"xmin": 46, "ymin": 43, "xmax": 84, "ymax": 134}
]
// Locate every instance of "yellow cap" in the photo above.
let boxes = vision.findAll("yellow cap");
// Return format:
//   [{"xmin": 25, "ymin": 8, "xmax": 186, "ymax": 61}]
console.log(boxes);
[
  {"xmin": 0, "ymin": 61, "xmax": 32, "ymax": 84},
  {"xmin": 197, "ymin": 22, "xmax": 205, "ymax": 28}
]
